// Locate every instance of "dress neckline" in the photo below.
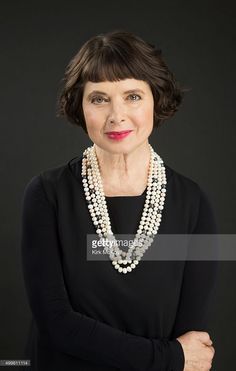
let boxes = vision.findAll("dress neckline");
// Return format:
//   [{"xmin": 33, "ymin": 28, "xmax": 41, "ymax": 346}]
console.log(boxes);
[
  {"xmin": 104, "ymin": 187, "xmax": 147, "ymax": 199},
  {"xmin": 67, "ymin": 155, "xmax": 172, "ymax": 200}
]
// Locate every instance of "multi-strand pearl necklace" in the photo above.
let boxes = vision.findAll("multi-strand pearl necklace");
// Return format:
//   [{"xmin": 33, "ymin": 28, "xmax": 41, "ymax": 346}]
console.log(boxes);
[{"xmin": 81, "ymin": 144, "xmax": 167, "ymax": 274}]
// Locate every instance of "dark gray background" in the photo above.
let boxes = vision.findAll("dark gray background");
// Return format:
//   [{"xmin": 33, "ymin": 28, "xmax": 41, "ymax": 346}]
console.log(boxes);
[{"xmin": 1, "ymin": 1, "xmax": 235, "ymax": 369}]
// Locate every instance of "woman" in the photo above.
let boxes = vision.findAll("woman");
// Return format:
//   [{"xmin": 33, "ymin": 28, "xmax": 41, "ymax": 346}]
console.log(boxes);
[{"xmin": 21, "ymin": 30, "xmax": 218, "ymax": 371}]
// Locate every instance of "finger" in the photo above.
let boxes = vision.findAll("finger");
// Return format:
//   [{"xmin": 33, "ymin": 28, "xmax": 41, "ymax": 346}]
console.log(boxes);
[
  {"xmin": 209, "ymin": 345, "xmax": 215, "ymax": 355},
  {"xmin": 196, "ymin": 331, "xmax": 211, "ymax": 343},
  {"xmin": 201, "ymin": 339, "xmax": 212, "ymax": 346},
  {"xmin": 205, "ymin": 337, "xmax": 213, "ymax": 346}
]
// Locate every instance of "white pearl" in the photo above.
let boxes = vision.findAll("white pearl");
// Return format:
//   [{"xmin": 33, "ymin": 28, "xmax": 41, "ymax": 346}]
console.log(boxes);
[{"xmin": 82, "ymin": 144, "xmax": 166, "ymax": 274}]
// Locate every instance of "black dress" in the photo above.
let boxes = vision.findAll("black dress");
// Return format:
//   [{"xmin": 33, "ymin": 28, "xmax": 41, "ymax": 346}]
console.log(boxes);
[{"xmin": 20, "ymin": 155, "xmax": 218, "ymax": 371}]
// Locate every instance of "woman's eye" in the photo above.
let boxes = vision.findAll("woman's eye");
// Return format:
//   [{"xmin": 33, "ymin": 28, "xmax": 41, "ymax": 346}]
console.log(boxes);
[
  {"xmin": 128, "ymin": 94, "xmax": 141, "ymax": 101},
  {"xmin": 91, "ymin": 96, "xmax": 106, "ymax": 104}
]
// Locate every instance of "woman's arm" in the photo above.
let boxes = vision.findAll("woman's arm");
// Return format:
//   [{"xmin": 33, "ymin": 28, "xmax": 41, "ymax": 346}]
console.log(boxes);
[
  {"xmin": 171, "ymin": 186, "xmax": 219, "ymax": 338},
  {"xmin": 21, "ymin": 175, "xmax": 184, "ymax": 371}
]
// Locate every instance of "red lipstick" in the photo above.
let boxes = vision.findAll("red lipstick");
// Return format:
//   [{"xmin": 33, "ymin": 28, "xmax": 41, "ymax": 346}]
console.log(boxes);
[{"xmin": 105, "ymin": 130, "xmax": 133, "ymax": 141}]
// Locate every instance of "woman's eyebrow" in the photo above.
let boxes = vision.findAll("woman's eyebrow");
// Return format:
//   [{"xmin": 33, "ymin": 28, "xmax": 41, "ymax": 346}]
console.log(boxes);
[{"xmin": 86, "ymin": 89, "xmax": 145, "ymax": 100}]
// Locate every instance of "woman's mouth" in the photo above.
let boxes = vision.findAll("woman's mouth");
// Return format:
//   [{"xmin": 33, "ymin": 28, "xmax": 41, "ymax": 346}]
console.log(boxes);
[{"xmin": 105, "ymin": 130, "xmax": 133, "ymax": 141}]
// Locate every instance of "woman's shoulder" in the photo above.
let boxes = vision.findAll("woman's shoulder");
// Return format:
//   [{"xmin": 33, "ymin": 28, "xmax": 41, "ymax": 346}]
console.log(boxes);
[
  {"xmin": 164, "ymin": 162, "xmax": 202, "ymax": 197},
  {"xmin": 40, "ymin": 156, "xmax": 81, "ymax": 183},
  {"xmin": 165, "ymin": 163, "xmax": 218, "ymax": 232},
  {"xmin": 22, "ymin": 156, "xmax": 83, "ymax": 205},
  {"xmin": 27, "ymin": 155, "xmax": 81, "ymax": 184}
]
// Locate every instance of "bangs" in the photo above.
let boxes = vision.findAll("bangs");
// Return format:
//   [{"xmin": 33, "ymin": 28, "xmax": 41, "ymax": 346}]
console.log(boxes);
[{"xmin": 81, "ymin": 46, "xmax": 145, "ymax": 83}]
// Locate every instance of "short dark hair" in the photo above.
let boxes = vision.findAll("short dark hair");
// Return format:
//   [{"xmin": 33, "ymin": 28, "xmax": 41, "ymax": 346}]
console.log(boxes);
[{"xmin": 56, "ymin": 29, "xmax": 188, "ymax": 134}]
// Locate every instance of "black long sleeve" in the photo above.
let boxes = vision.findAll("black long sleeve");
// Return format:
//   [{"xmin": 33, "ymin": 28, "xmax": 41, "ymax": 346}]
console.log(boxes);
[
  {"xmin": 21, "ymin": 174, "xmax": 184, "ymax": 371},
  {"xmin": 171, "ymin": 188, "xmax": 219, "ymax": 338},
  {"xmin": 20, "ymin": 156, "xmax": 218, "ymax": 371}
]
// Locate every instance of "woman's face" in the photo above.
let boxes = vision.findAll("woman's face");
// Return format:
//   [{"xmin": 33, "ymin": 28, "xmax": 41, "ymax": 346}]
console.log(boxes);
[{"xmin": 82, "ymin": 78, "xmax": 154, "ymax": 154}]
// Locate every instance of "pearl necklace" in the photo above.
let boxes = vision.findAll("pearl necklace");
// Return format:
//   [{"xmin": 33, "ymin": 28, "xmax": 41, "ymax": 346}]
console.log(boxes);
[{"xmin": 81, "ymin": 144, "xmax": 167, "ymax": 274}]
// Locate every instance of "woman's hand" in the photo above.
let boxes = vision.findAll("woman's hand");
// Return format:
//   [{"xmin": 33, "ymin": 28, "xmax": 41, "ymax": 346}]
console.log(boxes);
[{"xmin": 176, "ymin": 331, "xmax": 215, "ymax": 371}]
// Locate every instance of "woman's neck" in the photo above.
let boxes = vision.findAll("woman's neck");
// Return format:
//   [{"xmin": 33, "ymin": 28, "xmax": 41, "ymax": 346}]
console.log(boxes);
[{"xmin": 94, "ymin": 141, "xmax": 151, "ymax": 196}]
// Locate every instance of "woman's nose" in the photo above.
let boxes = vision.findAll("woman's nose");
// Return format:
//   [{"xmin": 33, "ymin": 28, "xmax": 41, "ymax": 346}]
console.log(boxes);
[{"xmin": 107, "ymin": 101, "xmax": 126, "ymax": 124}]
